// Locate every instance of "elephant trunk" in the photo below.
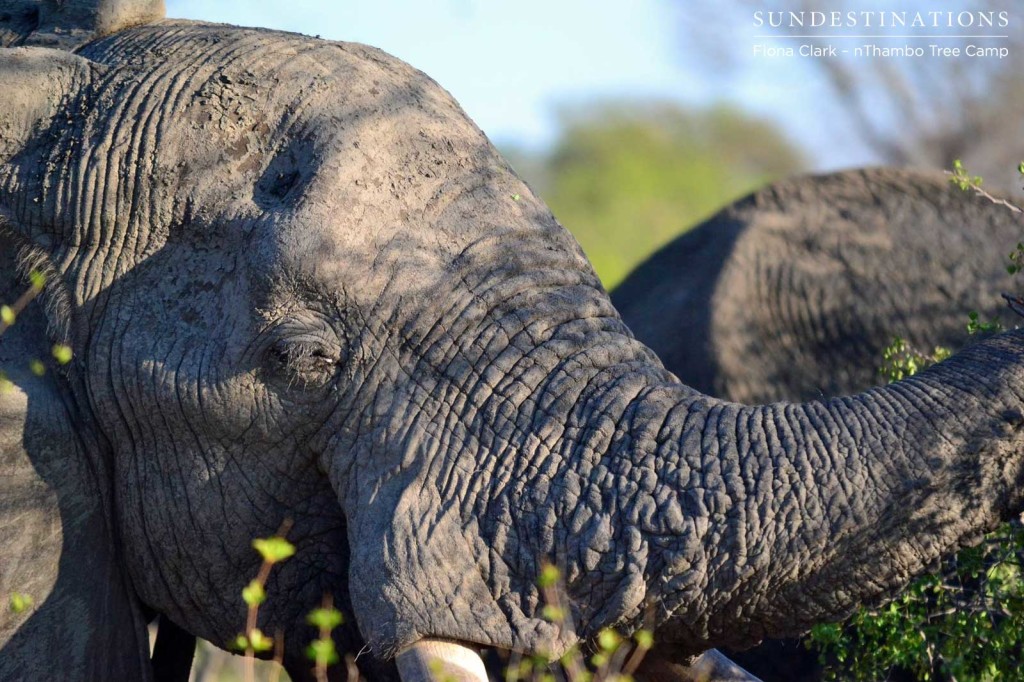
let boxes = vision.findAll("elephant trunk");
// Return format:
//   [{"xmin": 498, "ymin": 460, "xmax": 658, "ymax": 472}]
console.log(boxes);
[{"xmin": 557, "ymin": 328, "xmax": 1024, "ymax": 653}]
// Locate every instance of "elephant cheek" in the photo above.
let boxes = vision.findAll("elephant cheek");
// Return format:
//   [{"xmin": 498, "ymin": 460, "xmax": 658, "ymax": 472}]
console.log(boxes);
[{"xmin": 342, "ymin": 475, "xmax": 573, "ymax": 660}]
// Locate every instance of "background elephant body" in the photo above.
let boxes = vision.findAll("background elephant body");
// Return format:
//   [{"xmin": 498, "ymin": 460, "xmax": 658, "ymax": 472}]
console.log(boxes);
[
  {"xmin": 4, "ymin": 6, "xmax": 1024, "ymax": 682},
  {"xmin": 614, "ymin": 168, "xmax": 1020, "ymax": 404}
]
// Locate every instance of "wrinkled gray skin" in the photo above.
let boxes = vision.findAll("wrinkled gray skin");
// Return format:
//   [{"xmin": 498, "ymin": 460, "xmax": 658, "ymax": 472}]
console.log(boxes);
[
  {"xmin": 4, "ymin": 5, "xmax": 1024, "ymax": 682},
  {"xmin": 613, "ymin": 168, "xmax": 1020, "ymax": 405},
  {"xmin": 613, "ymin": 168, "xmax": 1024, "ymax": 680}
]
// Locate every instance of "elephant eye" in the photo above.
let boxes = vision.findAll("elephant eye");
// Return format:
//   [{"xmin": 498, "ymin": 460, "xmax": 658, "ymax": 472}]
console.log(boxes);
[{"xmin": 266, "ymin": 338, "xmax": 343, "ymax": 389}]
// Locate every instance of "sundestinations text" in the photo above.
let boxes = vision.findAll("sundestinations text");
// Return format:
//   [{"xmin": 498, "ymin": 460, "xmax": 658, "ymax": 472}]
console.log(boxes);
[{"xmin": 753, "ymin": 10, "xmax": 1009, "ymax": 29}]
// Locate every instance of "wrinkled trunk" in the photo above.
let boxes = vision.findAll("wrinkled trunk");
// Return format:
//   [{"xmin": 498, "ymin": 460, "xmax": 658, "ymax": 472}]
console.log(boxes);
[
  {"xmin": 336, "ymin": 263, "xmax": 1024, "ymax": 661},
  {"xmin": 525, "ymin": 328, "xmax": 1024, "ymax": 654}
]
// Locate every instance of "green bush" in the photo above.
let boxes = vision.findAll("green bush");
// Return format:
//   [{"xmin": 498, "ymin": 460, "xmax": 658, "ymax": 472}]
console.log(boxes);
[{"xmin": 808, "ymin": 164, "xmax": 1024, "ymax": 680}]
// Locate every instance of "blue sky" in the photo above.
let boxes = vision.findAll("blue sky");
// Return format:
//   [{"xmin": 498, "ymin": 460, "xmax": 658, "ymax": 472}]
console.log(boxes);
[
  {"xmin": 163, "ymin": 0, "xmax": 876, "ymax": 167},
  {"xmin": 166, "ymin": 1, "xmax": 694, "ymax": 146}
]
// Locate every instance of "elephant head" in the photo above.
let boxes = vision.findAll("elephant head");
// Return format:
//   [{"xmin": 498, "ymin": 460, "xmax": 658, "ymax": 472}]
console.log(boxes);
[{"xmin": 3, "ymin": 4, "xmax": 1024, "ymax": 681}]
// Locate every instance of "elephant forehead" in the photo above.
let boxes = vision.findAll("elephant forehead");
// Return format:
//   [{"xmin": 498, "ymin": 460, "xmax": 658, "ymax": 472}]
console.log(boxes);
[
  {"xmin": 87, "ymin": 21, "xmax": 474, "ymax": 141},
  {"xmin": 67, "ymin": 22, "xmax": 548, "ymax": 287}
]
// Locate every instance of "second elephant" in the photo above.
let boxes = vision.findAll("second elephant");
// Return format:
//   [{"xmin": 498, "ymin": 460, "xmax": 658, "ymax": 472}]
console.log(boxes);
[{"xmin": 613, "ymin": 167, "xmax": 1020, "ymax": 404}]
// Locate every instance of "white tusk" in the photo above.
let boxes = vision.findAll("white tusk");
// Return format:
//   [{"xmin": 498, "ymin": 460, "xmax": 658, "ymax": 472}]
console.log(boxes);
[
  {"xmin": 638, "ymin": 648, "xmax": 763, "ymax": 682},
  {"xmin": 396, "ymin": 639, "xmax": 489, "ymax": 682},
  {"xmin": 687, "ymin": 649, "xmax": 763, "ymax": 681}
]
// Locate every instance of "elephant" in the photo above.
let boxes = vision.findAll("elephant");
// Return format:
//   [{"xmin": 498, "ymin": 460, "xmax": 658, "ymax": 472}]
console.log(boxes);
[
  {"xmin": 611, "ymin": 169, "xmax": 1023, "ymax": 679},
  {"xmin": 5, "ymin": 3, "xmax": 1024, "ymax": 681},
  {"xmin": 612, "ymin": 167, "xmax": 1021, "ymax": 405}
]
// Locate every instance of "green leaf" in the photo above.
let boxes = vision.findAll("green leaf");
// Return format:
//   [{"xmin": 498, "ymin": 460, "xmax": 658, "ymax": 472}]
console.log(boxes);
[
  {"xmin": 51, "ymin": 344, "xmax": 73, "ymax": 365},
  {"xmin": 537, "ymin": 563, "xmax": 561, "ymax": 588},
  {"xmin": 248, "ymin": 628, "xmax": 274, "ymax": 652},
  {"xmin": 634, "ymin": 629, "xmax": 654, "ymax": 650},
  {"xmin": 252, "ymin": 536, "xmax": 296, "ymax": 563},
  {"xmin": 28, "ymin": 360, "xmax": 45, "ymax": 377},
  {"xmin": 242, "ymin": 579, "xmax": 266, "ymax": 607},
  {"xmin": 541, "ymin": 605, "xmax": 565, "ymax": 622},
  {"xmin": 509, "ymin": 659, "xmax": 534, "ymax": 680},
  {"xmin": 29, "ymin": 270, "xmax": 46, "ymax": 292},
  {"xmin": 597, "ymin": 628, "xmax": 622, "ymax": 652},
  {"xmin": 305, "ymin": 637, "xmax": 339, "ymax": 666},
  {"xmin": 231, "ymin": 634, "xmax": 249, "ymax": 651},
  {"xmin": 1, "ymin": 305, "xmax": 15, "ymax": 326},
  {"xmin": 9, "ymin": 593, "xmax": 33, "ymax": 614},
  {"xmin": 307, "ymin": 606, "xmax": 344, "ymax": 631},
  {"xmin": 807, "ymin": 518, "xmax": 1024, "ymax": 680}
]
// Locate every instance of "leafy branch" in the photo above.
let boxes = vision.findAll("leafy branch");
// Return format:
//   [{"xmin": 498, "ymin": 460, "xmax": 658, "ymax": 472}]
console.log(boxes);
[
  {"xmin": 946, "ymin": 159, "xmax": 1022, "ymax": 215},
  {"xmin": 306, "ymin": 596, "xmax": 345, "ymax": 682},
  {"xmin": 0, "ymin": 270, "xmax": 45, "ymax": 337},
  {"xmin": 0, "ymin": 270, "xmax": 73, "ymax": 392},
  {"xmin": 235, "ymin": 523, "xmax": 295, "ymax": 682},
  {"xmin": 501, "ymin": 563, "xmax": 653, "ymax": 682}
]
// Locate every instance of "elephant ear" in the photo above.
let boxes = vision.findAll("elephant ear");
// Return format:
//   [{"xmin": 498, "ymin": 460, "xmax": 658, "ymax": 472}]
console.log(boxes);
[
  {"xmin": 0, "ymin": 47, "xmax": 154, "ymax": 681},
  {"xmin": 0, "ymin": 0, "xmax": 164, "ymax": 49},
  {"xmin": 0, "ymin": 45, "xmax": 93, "ymax": 157}
]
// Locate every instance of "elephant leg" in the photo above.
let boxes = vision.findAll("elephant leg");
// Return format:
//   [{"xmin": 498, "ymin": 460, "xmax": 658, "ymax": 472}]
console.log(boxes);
[
  {"xmin": 636, "ymin": 648, "xmax": 763, "ymax": 682},
  {"xmin": 151, "ymin": 617, "xmax": 196, "ymax": 682}
]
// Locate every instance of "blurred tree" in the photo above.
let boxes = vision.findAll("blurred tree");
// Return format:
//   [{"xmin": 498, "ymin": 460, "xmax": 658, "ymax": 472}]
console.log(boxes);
[
  {"xmin": 675, "ymin": 0, "xmax": 1024, "ymax": 191},
  {"xmin": 504, "ymin": 101, "xmax": 805, "ymax": 288}
]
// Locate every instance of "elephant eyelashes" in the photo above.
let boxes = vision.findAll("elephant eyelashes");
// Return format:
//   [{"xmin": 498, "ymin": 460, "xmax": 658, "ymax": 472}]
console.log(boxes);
[{"xmin": 266, "ymin": 338, "xmax": 343, "ymax": 390}]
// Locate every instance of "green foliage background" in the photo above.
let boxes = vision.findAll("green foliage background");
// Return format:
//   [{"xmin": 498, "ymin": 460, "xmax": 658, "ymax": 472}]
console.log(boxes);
[{"xmin": 503, "ymin": 100, "xmax": 805, "ymax": 288}]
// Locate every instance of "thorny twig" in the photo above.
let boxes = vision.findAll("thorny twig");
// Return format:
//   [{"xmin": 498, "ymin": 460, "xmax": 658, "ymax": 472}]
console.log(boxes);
[
  {"xmin": 268, "ymin": 631, "xmax": 285, "ymax": 682},
  {"xmin": 944, "ymin": 169, "xmax": 1024, "ymax": 214},
  {"xmin": 0, "ymin": 278, "xmax": 45, "ymax": 337},
  {"xmin": 1003, "ymin": 293, "xmax": 1024, "ymax": 319},
  {"xmin": 313, "ymin": 594, "xmax": 334, "ymax": 682},
  {"xmin": 242, "ymin": 519, "xmax": 294, "ymax": 682}
]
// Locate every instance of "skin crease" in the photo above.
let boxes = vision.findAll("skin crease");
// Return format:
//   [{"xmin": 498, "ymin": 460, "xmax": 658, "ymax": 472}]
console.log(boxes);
[
  {"xmin": 613, "ymin": 168, "xmax": 1021, "ymax": 405},
  {"xmin": 4, "ymin": 7, "xmax": 1024, "ymax": 682}
]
